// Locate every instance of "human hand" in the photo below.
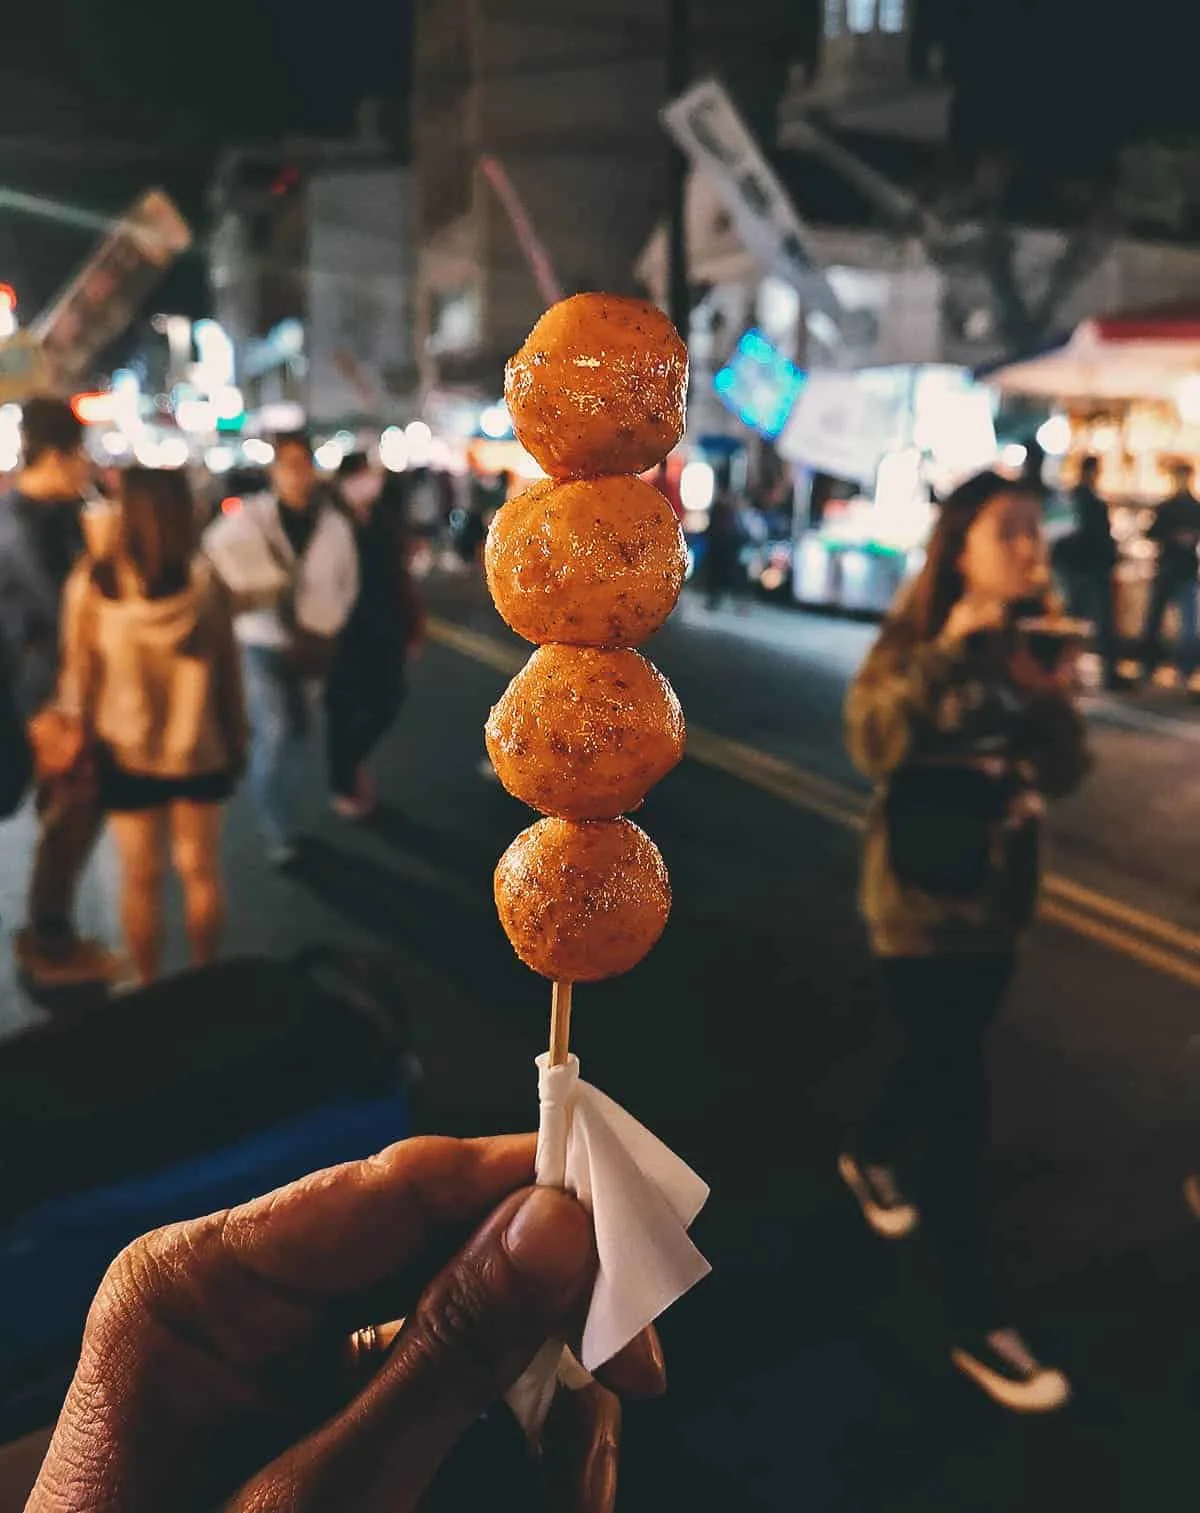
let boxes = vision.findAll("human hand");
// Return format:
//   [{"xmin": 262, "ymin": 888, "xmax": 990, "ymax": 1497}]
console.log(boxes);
[
  {"xmin": 28, "ymin": 1135, "xmax": 662, "ymax": 1513},
  {"xmin": 940, "ymin": 595, "xmax": 1006, "ymax": 645},
  {"xmin": 1008, "ymin": 639, "xmax": 1078, "ymax": 696},
  {"xmin": 27, "ymin": 708, "xmax": 85, "ymax": 780},
  {"xmin": 233, "ymin": 582, "xmax": 286, "ymax": 615}
]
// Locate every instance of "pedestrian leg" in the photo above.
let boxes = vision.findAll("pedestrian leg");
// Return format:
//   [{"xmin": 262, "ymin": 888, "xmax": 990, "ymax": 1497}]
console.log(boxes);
[
  {"xmin": 325, "ymin": 669, "xmax": 365, "ymax": 802},
  {"xmin": 1175, "ymin": 580, "xmax": 1199, "ymax": 688},
  {"xmin": 169, "ymin": 800, "xmax": 225, "ymax": 967},
  {"xmin": 242, "ymin": 647, "xmax": 298, "ymax": 848},
  {"xmin": 857, "ymin": 957, "xmax": 938, "ymax": 1167},
  {"xmin": 914, "ymin": 954, "xmax": 1015, "ymax": 1332},
  {"xmin": 22, "ymin": 773, "xmax": 109, "ymax": 979},
  {"xmin": 108, "ymin": 809, "xmax": 168, "ymax": 985},
  {"xmin": 1083, "ymin": 571, "xmax": 1119, "ymax": 692},
  {"xmin": 1140, "ymin": 572, "xmax": 1172, "ymax": 682}
]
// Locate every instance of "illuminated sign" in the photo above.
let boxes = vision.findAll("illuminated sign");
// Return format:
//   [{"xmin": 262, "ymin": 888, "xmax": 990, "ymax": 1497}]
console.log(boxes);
[{"xmin": 713, "ymin": 328, "xmax": 806, "ymax": 439}]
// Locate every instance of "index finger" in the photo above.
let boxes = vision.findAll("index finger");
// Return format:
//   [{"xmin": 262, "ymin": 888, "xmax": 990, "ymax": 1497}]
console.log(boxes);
[{"xmin": 217, "ymin": 1134, "xmax": 536, "ymax": 1298}]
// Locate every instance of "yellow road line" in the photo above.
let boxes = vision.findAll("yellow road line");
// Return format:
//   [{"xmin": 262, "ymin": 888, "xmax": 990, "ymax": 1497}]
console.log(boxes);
[
  {"xmin": 429, "ymin": 619, "xmax": 524, "ymax": 677},
  {"xmin": 1040, "ymin": 872, "xmax": 1200, "ymax": 957},
  {"xmin": 1038, "ymin": 898, "xmax": 1200, "ymax": 991},
  {"xmin": 427, "ymin": 617, "xmax": 1199, "ymax": 984}
]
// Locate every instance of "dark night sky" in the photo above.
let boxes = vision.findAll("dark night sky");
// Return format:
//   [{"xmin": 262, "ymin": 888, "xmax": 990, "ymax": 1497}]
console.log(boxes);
[
  {"xmin": 0, "ymin": 0, "xmax": 413, "ymax": 316},
  {"xmin": 0, "ymin": 0, "xmax": 1194, "ymax": 321}
]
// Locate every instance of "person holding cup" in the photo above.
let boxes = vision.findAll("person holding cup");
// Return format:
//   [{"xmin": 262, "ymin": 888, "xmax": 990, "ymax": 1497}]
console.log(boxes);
[{"xmin": 840, "ymin": 469, "xmax": 1090, "ymax": 1412}]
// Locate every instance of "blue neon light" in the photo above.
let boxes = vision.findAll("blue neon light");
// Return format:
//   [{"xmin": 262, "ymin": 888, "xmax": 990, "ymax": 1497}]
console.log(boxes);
[{"xmin": 713, "ymin": 327, "xmax": 806, "ymax": 439}]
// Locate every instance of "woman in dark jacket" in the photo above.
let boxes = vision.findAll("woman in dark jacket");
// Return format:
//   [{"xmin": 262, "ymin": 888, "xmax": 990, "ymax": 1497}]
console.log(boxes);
[
  {"xmin": 841, "ymin": 468, "xmax": 1090, "ymax": 1413},
  {"xmin": 326, "ymin": 454, "xmax": 425, "ymax": 818}
]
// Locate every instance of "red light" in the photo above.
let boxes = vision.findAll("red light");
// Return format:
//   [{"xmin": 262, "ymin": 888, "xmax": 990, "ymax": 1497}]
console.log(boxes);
[
  {"xmin": 220, "ymin": 496, "xmax": 243, "ymax": 516},
  {"xmin": 0, "ymin": 284, "xmax": 14, "ymax": 311},
  {"xmin": 71, "ymin": 392, "xmax": 115, "ymax": 425},
  {"xmin": 270, "ymin": 166, "xmax": 301, "ymax": 196}
]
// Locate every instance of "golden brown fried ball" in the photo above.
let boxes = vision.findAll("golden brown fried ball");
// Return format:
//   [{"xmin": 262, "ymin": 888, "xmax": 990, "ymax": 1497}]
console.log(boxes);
[
  {"xmin": 495, "ymin": 816, "xmax": 671, "ymax": 983},
  {"xmin": 485, "ymin": 475, "xmax": 687, "ymax": 647},
  {"xmin": 486, "ymin": 645, "xmax": 685, "ymax": 820},
  {"xmin": 504, "ymin": 293, "xmax": 688, "ymax": 478}
]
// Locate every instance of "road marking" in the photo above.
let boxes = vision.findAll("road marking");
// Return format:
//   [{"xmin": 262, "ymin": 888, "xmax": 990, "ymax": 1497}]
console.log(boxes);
[
  {"xmin": 1038, "ymin": 898, "xmax": 1200, "ymax": 991},
  {"xmin": 1040, "ymin": 873, "xmax": 1200, "ymax": 958},
  {"xmin": 428, "ymin": 617, "xmax": 1200, "ymax": 988},
  {"xmin": 430, "ymin": 619, "xmax": 524, "ymax": 677}
]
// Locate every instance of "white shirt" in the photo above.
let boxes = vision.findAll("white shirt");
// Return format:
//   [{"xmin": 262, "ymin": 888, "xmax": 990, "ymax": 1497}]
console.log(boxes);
[{"xmin": 203, "ymin": 493, "xmax": 359, "ymax": 650}]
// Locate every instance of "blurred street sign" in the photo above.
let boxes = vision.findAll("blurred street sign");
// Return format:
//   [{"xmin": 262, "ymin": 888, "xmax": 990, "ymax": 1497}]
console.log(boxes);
[
  {"xmin": 0, "ymin": 332, "xmax": 49, "ymax": 403},
  {"xmin": 661, "ymin": 79, "xmax": 844, "ymax": 328},
  {"xmin": 32, "ymin": 189, "xmax": 192, "ymax": 392}
]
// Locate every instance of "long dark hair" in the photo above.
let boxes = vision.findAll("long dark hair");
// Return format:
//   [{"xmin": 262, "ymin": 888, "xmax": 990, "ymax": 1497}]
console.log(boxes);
[
  {"xmin": 895, "ymin": 469, "xmax": 1034, "ymax": 643},
  {"xmin": 118, "ymin": 466, "xmax": 197, "ymax": 598}
]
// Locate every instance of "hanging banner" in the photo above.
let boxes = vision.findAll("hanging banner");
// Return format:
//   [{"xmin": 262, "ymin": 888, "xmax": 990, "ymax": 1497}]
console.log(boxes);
[
  {"xmin": 0, "ymin": 333, "xmax": 50, "ymax": 404},
  {"xmin": 778, "ymin": 371, "xmax": 898, "ymax": 482},
  {"xmin": 33, "ymin": 189, "xmax": 192, "ymax": 391},
  {"xmin": 661, "ymin": 78, "xmax": 842, "ymax": 323}
]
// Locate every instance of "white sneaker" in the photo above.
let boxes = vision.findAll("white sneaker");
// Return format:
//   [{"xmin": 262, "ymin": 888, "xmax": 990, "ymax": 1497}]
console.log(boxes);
[
  {"xmin": 837, "ymin": 1153, "xmax": 920, "ymax": 1240},
  {"xmin": 952, "ymin": 1328, "xmax": 1071, "ymax": 1413}
]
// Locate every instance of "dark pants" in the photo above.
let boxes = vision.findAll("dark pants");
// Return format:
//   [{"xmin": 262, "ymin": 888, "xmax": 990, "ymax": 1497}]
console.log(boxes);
[
  {"xmin": 1142, "ymin": 572, "xmax": 1199, "ymax": 682},
  {"xmin": 705, "ymin": 545, "xmax": 743, "ymax": 611},
  {"xmin": 326, "ymin": 666, "xmax": 405, "ymax": 800},
  {"xmin": 1066, "ymin": 569, "xmax": 1118, "ymax": 686},
  {"xmin": 859, "ymin": 952, "xmax": 1016, "ymax": 1331},
  {"xmin": 27, "ymin": 773, "xmax": 104, "ymax": 951}
]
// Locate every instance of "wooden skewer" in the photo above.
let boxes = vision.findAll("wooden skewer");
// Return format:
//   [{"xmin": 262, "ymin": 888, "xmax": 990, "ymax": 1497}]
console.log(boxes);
[{"xmin": 549, "ymin": 981, "xmax": 573, "ymax": 1067}]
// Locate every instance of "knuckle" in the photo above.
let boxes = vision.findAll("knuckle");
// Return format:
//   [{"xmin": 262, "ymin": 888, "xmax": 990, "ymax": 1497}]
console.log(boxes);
[
  {"xmin": 91, "ymin": 1223, "xmax": 180, "ymax": 1333},
  {"xmin": 408, "ymin": 1250, "xmax": 511, "ymax": 1381}
]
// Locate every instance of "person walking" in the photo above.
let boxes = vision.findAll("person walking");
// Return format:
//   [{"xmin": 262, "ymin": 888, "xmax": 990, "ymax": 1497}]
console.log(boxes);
[
  {"xmin": 703, "ymin": 486, "xmax": 747, "ymax": 612},
  {"xmin": 325, "ymin": 453, "xmax": 425, "ymax": 819},
  {"xmin": 1140, "ymin": 460, "xmax": 1200, "ymax": 695},
  {"xmin": 1056, "ymin": 455, "xmax": 1121, "ymax": 689},
  {"xmin": 204, "ymin": 432, "xmax": 358, "ymax": 862},
  {"xmin": 839, "ymin": 468, "xmax": 1089, "ymax": 1412},
  {"xmin": 57, "ymin": 468, "xmax": 247, "ymax": 986},
  {"xmin": 0, "ymin": 397, "xmax": 119, "ymax": 986}
]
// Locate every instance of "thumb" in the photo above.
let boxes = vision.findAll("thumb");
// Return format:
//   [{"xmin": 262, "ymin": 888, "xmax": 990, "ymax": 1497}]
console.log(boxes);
[{"xmin": 229, "ymin": 1185, "xmax": 596, "ymax": 1512}]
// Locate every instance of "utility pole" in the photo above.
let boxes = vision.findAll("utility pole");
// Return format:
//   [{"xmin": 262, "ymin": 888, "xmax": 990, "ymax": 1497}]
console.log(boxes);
[{"xmin": 666, "ymin": 0, "xmax": 690, "ymax": 337}]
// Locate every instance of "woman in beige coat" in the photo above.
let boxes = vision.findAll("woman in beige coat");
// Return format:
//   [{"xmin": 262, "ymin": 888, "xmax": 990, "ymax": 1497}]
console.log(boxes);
[{"xmin": 59, "ymin": 468, "xmax": 247, "ymax": 984}]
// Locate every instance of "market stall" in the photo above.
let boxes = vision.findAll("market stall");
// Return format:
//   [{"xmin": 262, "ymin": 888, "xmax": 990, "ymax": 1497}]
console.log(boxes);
[
  {"xmin": 984, "ymin": 302, "xmax": 1200, "ymax": 644},
  {"xmin": 779, "ymin": 365, "xmax": 998, "ymax": 614}
]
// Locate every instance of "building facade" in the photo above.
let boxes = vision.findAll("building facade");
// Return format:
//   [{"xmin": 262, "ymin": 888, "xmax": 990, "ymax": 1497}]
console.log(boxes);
[
  {"xmin": 412, "ymin": 0, "xmax": 805, "ymax": 413},
  {"xmin": 209, "ymin": 113, "xmax": 415, "ymax": 434}
]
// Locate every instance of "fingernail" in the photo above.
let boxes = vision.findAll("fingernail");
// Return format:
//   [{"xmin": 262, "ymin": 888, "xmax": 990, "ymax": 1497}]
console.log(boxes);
[{"xmin": 503, "ymin": 1187, "xmax": 593, "ymax": 1291}]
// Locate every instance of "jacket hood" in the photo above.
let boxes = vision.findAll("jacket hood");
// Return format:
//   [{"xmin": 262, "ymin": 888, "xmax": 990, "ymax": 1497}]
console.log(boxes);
[{"xmin": 97, "ymin": 561, "xmax": 215, "ymax": 653}]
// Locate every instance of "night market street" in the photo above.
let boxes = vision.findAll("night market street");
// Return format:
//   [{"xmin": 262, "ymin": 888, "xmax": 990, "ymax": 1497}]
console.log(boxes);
[{"xmin": 3, "ymin": 575, "xmax": 1198, "ymax": 1512}]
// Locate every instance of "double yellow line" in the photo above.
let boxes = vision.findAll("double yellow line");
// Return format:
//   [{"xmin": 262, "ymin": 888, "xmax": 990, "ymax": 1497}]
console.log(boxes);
[{"xmin": 428, "ymin": 618, "xmax": 1200, "ymax": 991}]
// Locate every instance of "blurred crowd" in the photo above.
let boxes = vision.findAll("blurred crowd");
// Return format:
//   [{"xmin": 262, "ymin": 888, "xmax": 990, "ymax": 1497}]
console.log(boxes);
[{"xmin": 0, "ymin": 398, "xmax": 426, "ymax": 992}]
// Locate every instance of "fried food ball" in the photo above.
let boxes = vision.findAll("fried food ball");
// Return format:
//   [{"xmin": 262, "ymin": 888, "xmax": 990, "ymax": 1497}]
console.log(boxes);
[
  {"xmin": 486, "ymin": 645, "xmax": 685, "ymax": 820},
  {"xmin": 486, "ymin": 475, "xmax": 687, "ymax": 647},
  {"xmin": 504, "ymin": 293, "xmax": 688, "ymax": 478},
  {"xmin": 495, "ymin": 816, "xmax": 671, "ymax": 982}
]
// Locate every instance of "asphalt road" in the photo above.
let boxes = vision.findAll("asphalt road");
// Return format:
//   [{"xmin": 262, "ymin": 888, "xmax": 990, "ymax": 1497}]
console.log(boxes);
[{"xmin": 2, "ymin": 573, "xmax": 1199, "ymax": 1512}]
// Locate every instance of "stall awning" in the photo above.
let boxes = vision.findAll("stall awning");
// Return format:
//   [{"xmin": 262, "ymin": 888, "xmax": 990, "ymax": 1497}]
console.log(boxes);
[{"xmin": 983, "ymin": 302, "xmax": 1200, "ymax": 403}]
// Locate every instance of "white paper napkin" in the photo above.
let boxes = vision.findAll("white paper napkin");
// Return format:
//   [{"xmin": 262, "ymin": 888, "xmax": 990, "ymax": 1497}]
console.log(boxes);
[{"xmin": 505, "ymin": 1053, "xmax": 711, "ymax": 1437}]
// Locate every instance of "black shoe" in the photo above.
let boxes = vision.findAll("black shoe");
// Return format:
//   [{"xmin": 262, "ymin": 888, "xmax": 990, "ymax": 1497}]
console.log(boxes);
[
  {"xmin": 952, "ymin": 1328, "xmax": 1071, "ymax": 1412},
  {"xmin": 837, "ymin": 1153, "xmax": 919, "ymax": 1239}
]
